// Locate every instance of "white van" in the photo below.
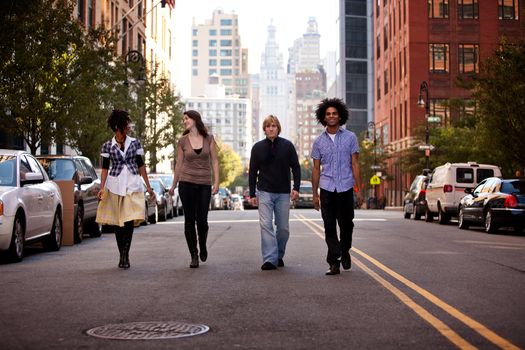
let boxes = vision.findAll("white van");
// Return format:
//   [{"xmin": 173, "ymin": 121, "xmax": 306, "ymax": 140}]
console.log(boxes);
[{"xmin": 425, "ymin": 162, "xmax": 502, "ymax": 224}]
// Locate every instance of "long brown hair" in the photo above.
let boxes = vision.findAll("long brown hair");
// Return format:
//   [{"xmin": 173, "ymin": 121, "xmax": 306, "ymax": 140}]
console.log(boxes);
[{"xmin": 183, "ymin": 110, "xmax": 208, "ymax": 137}]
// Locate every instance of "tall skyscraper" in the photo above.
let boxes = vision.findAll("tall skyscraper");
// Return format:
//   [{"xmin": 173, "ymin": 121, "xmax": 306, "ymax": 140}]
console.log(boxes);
[
  {"xmin": 259, "ymin": 22, "xmax": 289, "ymax": 139},
  {"xmin": 339, "ymin": 0, "xmax": 374, "ymax": 136},
  {"xmin": 375, "ymin": 0, "xmax": 524, "ymax": 205},
  {"xmin": 288, "ymin": 17, "xmax": 322, "ymax": 74},
  {"xmin": 190, "ymin": 9, "xmax": 249, "ymax": 97}
]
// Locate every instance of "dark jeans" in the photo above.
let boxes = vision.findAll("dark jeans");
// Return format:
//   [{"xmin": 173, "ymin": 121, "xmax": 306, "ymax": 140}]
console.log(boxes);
[
  {"xmin": 320, "ymin": 188, "xmax": 355, "ymax": 265},
  {"xmin": 178, "ymin": 181, "xmax": 212, "ymax": 255}
]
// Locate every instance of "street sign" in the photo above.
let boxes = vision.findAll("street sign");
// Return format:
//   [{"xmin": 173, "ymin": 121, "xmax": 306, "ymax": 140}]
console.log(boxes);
[
  {"xmin": 370, "ymin": 165, "xmax": 382, "ymax": 170},
  {"xmin": 418, "ymin": 144, "xmax": 435, "ymax": 151},
  {"xmin": 370, "ymin": 175, "xmax": 381, "ymax": 185},
  {"xmin": 427, "ymin": 116, "xmax": 441, "ymax": 123}
]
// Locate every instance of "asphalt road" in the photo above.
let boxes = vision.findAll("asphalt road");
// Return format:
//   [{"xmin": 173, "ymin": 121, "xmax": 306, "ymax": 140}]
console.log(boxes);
[{"xmin": 1, "ymin": 209, "xmax": 524, "ymax": 349}]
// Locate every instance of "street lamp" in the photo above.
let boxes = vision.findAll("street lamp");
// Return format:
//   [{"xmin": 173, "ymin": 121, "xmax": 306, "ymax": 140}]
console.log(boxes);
[
  {"xmin": 417, "ymin": 81, "xmax": 430, "ymax": 170},
  {"xmin": 124, "ymin": 50, "xmax": 146, "ymax": 86}
]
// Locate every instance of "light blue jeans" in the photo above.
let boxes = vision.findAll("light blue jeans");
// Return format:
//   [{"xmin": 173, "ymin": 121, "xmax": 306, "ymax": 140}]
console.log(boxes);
[{"xmin": 257, "ymin": 191, "xmax": 290, "ymax": 265}]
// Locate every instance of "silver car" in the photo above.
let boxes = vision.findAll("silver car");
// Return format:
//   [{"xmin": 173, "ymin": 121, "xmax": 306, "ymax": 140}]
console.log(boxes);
[{"xmin": 0, "ymin": 149, "xmax": 63, "ymax": 262}]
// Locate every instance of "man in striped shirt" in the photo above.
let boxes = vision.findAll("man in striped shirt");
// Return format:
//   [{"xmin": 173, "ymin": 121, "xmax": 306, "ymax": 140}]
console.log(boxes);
[{"xmin": 311, "ymin": 98, "xmax": 363, "ymax": 276}]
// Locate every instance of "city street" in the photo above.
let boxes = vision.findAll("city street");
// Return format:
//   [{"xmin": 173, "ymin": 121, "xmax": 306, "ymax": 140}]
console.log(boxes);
[{"xmin": 1, "ymin": 209, "xmax": 524, "ymax": 349}]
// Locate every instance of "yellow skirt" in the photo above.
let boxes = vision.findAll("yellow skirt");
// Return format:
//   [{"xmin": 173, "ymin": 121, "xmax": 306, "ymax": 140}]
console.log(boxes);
[{"xmin": 96, "ymin": 190, "xmax": 145, "ymax": 227}]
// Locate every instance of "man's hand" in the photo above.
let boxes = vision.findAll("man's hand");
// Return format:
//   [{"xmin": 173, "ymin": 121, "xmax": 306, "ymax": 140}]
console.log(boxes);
[
  {"xmin": 290, "ymin": 189, "xmax": 299, "ymax": 201},
  {"xmin": 250, "ymin": 197, "xmax": 258, "ymax": 207},
  {"xmin": 313, "ymin": 193, "xmax": 320, "ymax": 211}
]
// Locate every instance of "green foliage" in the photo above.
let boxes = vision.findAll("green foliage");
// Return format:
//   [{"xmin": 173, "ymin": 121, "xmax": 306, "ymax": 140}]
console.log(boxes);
[
  {"xmin": 217, "ymin": 142, "xmax": 243, "ymax": 187},
  {"xmin": 0, "ymin": 0, "xmax": 84, "ymax": 154},
  {"xmin": 471, "ymin": 34, "xmax": 525, "ymax": 175}
]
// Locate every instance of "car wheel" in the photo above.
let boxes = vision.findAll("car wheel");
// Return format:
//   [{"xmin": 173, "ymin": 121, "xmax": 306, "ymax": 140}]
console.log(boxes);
[
  {"xmin": 88, "ymin": 220, "xmax": 102, "ymax": 238},
  {"xmin": 43, "ymin": 210, "xmax": 62, "ymax": 251},
  {"xmin": 403, "ymin": 205, "xmax": 411, "ymax": 219},
  {"xmin": 484, "ymin": 209, "xmax": 498, "ymax": 233},
  {"xmin": 178, "ymin": 203, "xmax": 184, "ymax": 216},
  {"xmin": 438, "ymin": 205, "xmax": 450, "ymax": 225},
  {"xmin": 74, "ymin": 205, "xmax": 84, "ymax": 244},
  {"xmin": 167, "ymin": 204, "xmax": 173, "ymax": 219},
  {"xmin": 414, "ymin": 206, "xmax": 422, "ymax": 220},
  {"xmin": 425, "ymin": 206, "xmax": 434, "ymax": 222},
  {"xmin": 159, "ymin": 203, "xmax": 167, "ymax": 222},
  {"xmin": 458, "ymin": 207, "xmax": 469, "ymax": 230},
  {"xmin": 149, "ymin": 207, "xmax": 157, "ymax": 224},
  {"xmin": 6, "ymin": 214, "xmax": 25, "ymax": 262}
]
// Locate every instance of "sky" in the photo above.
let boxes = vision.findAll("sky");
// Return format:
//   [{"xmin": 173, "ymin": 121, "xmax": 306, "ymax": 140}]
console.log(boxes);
[{"xmin": 172, "ymin": 0, "xmax": 339, "ymax": 97}]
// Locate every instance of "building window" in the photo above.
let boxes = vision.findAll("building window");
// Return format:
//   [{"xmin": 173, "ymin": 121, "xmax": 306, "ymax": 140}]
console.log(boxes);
[
  {"xmin": 220, "ymin": 40, "xmax": 232, "ymax": 47},
  {"xmin": 192, "ymin": 59, "xmax": 198, "ymax": 66},
  {"xmin": 192, "ymin": 29, "xmax": 198, "ymax": 36},
  {"xmin": 209, "ymin": 49, "xmax": 217, "ymax": 56},
  {"xmin": 209, "ymin": 29, "xmax": 217, "ymax": 35},
  {"xmin": 383, "ymin": 23, "xmax": 388, "ymax": 50},
  {"xmin": 458, "ymin": 0, "xmax": 479, "ymax": 19},
  {"xmin": 209, "ymin": 69, "xmax": 217, "ymax": 75},
  {"xmin": 220, "ymin": 29, "xmax": 232, "ymax": 35},
  {"xmin": 209, "ymin": 40, "xmax": 217, "ymax": 47},
  {"xmin": 220, "ymin": 59, "xmax": 232, "ymax": 66},
  {"xmin": 220, "ymin": 19, "xmax": 233, "ymax": 25},
  {"xmin": 429, "ymin": 43, "xmax": 449, "ymax": 73},
  {"xmin": 220, "ymin": 49, "xmax": 232, "ymax": 56},
  {"xmin": 376, "ymin": 35, "xmax": 381, "ymax": 58},
  {"xmin": 220, "ymin": 69, "xmax": 232, "ymax": 75},
  {"xmin": 192, "ymin": 49, "xmax": 198, "ymax": 57},
  {"xmin": 498, "ymin": 0, "xmax": 519, "ymax": 20},
  {"xmin": 209, "ymin": 59, "xmax": 217, "ymax": 66},
  {"xmin": 430, "ymin": 99, "xmax": 450, "ymax": 126},
  {"xmin": 428, "ymin": 0, "xmax": 449, "ymax": 18},
  {"xmin": 192, "ymin": 69, "xmax": 198, "ymax": 76},
  {"xmin": 376, "ymin": 77, "xmax": 381, "ymax": 100},
  {"xmin": 458, "ymin": 44, "xmax": 479, "ymax": 74},
  {"xmin": 192, "ymin": 40, "xmax": 198, "ymax": 47},
  {"xmin": 384, "ymin": 69, "xmax": 389, "ymax": 94}
]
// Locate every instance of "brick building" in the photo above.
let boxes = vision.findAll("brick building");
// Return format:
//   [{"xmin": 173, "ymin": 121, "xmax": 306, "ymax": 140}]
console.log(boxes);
[{"xmin": 374, "ymin": 0, "xmax": 524, "ymax": 206}]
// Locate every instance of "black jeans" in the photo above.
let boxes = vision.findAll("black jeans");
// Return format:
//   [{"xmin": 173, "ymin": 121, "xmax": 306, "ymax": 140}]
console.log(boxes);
[
  {"xmin": 320, "ymin": 188, "xmax": 355, "ymax": 265},
  {"xmin": 178, "ymin": 181, "xmax": 212, "ymax": 255}
]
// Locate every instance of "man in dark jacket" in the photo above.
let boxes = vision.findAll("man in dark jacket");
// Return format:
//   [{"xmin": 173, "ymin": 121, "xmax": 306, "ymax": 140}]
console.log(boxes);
[{"xmin": 249, "ymin": 115, "xmax": 301, "ymax": 270}]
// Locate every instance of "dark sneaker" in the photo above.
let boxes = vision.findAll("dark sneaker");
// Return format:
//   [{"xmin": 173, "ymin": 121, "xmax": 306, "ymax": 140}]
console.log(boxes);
[
  {"xmin": 341, "ymin": 252, "xmax": 351, "ymax": 270},
  {"xmin": 261, "ymin": 262, "xmax": 277, "ymax": 270},
  {"xmin": 278, "ymin": 258, "xmax": 284, "ymax": 267},
  {"xmin": 325, "ymin": 262, "xmax": 340, "ymax": 275}
]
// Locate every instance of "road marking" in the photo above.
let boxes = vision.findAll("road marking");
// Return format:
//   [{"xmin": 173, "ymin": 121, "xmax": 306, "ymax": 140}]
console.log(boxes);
[
  {"xmin": 454, "ymin": 240, "xmax": 525, "ymax": 248},
  {"xmin": 156, "ymin": 218, "xmax": 386, "ymax": 225},
  {"xmin": 296, "ymin": 214, "xmax": 521, "ymax": 350},
  {"xmin": 353, "ymin": 256, "xmax": 476, "ymax": 350}
]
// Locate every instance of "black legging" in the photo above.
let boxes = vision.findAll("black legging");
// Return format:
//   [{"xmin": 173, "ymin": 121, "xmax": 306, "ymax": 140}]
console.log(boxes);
[{"xmin": 178, "ymin": 181, "xmax": 212, "ymax": 255}]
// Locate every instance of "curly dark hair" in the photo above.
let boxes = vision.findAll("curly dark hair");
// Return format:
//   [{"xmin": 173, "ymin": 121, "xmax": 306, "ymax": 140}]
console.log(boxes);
[
  {"xmin": 314, "ymin": 98, "xmax": 349, "ymax": 126},
  {"xmin": 107, "ymin": 109, "xmax": 132, "ymax": 133}
]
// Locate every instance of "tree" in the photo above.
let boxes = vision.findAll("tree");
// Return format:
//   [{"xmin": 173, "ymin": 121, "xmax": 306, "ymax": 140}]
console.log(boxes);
[
  {"xmin": 217, "ymin": 143, "xmax": 243, "ymax": 187},
  {"xmin": 471, "ymin": 34, "xmax": 525, "ymax": 176},
  {"xmin": 0, "ymin": 0, "xmax": 85, "ymax": 154}
]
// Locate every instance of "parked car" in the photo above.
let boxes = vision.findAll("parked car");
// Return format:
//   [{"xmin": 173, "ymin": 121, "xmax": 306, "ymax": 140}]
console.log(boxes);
[
  {"xmin": 403, "ymin": 174, "xmax": 429, "ymax": 220},
  {"xmin": 37, "ymin": 155, "xmax": 101, "ymax": 243},
  {"xmin": 231, "ymin": 194, "xmax": 244, "ymax": 211},
  {"xmin": 142, "ymin": 180, "xmax": 158, "ymax": 225},
  {"xmin": 242, "ymin": 189, "xmax": 257, "ymax": 209},
  {"xmin": 149, "ymin": 178, "xmax": 174, "ymax": 221},
  {"xmin": 291, "ymin": 181, "xmax": 314, "ymax": 208},
  {"xmin": 0, "ymin": 149, "xmax": 63, "ymax": 262},
  {"xmin": 458, "ymin": 177, "xmax": 525, "ymax": 233},
  {"xmin": 149, "ymin": 173, "xmax": 183, "ymax": 216},
  {"xmin": 218, "ymin": 187, "xmax": 232, "ymax": 210},
  {"xmin": 425, "ymin": 162, "xmax": 502, "ymax": 224}
]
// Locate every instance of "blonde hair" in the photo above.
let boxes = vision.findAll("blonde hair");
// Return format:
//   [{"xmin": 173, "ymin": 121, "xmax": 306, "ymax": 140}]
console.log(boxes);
[{"xmin": 262, "ymin": 115, "xmax": 281, "ymax": 135}]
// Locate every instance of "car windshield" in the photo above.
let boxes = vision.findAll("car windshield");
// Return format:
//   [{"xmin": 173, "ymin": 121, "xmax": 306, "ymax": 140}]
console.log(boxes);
[
  {"xmin": 0, "ymin": 156, "xmax": 16, "ymax": 187},
  {"xmin": 501, "ymin": 180, "xmax": 525, "ymax": 194},
  {"xmin": 150, "ymin": 180, "xmax": 163, "ymax": 194},
  {"xmin": 301, "ymin": 187, "xmax": 313, "ymax": 194},
  {"xmin": 159, "ymin": 176, "xmax": 173, "ymax": 188},
  {"xmin": 40, "ymin": 159, "xmax": 76, "ymax": 180}
]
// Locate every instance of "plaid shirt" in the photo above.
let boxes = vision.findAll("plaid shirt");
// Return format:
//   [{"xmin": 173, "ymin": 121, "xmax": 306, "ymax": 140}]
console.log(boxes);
[
  {"xmin": 311, "ymin": 128, "xmax": 359, "ymax": 192},
  {"xmin": 101, "ymin": 137, "xmax": 143, "ymax": 177}
]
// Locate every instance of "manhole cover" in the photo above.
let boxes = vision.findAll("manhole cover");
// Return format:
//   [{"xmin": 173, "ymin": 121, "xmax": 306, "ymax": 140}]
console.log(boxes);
[{"xmin": 86, "ymin": 321, "xmax": 209, "ymax": 340}]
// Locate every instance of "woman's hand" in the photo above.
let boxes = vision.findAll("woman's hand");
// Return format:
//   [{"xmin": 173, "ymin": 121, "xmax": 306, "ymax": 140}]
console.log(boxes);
[
  {"xmin": 169, "ymin": 187, "xmax": 175, "ymax": 196},
  {"xmin": 147, "ymin": 187, "xmax": 156, "ymax": 200},
  {"xmin": 212, "ymin": 184, "xmax": 219, "ymax": 195},
  {"xmin": 97, "ymin": 189, "xmax": 105, "ymax": 201}
]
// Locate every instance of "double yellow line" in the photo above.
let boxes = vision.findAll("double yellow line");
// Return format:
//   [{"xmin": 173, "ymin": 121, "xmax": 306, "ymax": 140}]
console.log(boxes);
[{"xmin": 296, "ymin": 214, "xmax": 520, "ymax": 350}]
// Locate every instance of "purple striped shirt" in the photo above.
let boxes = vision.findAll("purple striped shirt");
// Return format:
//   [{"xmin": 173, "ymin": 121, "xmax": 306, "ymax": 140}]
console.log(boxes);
[{"xmin": 311, "ymin": 128, "xmax": 359, "ymax": 192}]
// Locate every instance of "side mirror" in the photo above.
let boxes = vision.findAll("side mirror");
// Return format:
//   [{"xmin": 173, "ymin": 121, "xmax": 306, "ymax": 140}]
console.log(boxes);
[
  {"xmin": 22, "ymin": 172, "xmax": 44, "ymax": 185},
  {"xmin": 79, "ymin": 176, "xmax": 93, "ymax": 185}
]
